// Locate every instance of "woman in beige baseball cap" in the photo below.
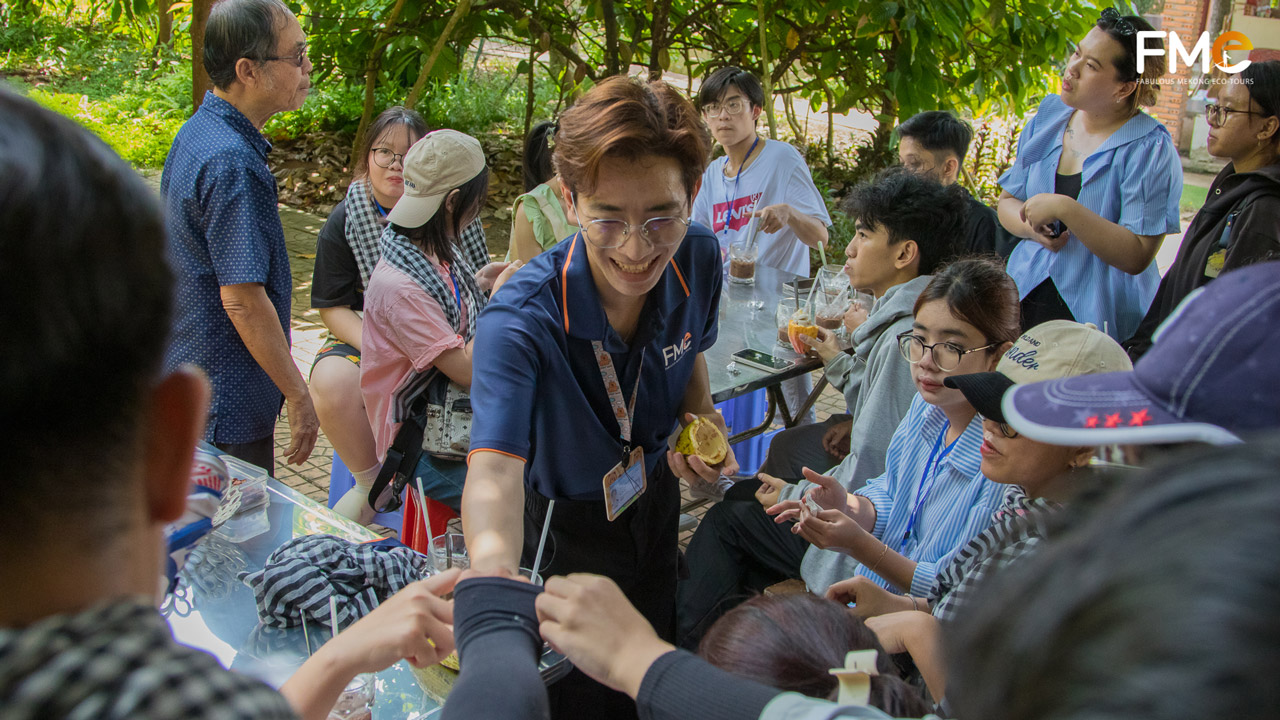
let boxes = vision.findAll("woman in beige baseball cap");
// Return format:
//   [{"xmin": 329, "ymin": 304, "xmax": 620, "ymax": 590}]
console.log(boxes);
[{"xmin": 360, "ymin": 128, "xmax": 518, "ymax": 555}]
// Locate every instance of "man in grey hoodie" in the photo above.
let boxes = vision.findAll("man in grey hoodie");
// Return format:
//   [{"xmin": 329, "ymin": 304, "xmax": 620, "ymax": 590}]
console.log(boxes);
[{"xmin": 677, "ymin": 168, "xmax": 969, "ymax": 648}]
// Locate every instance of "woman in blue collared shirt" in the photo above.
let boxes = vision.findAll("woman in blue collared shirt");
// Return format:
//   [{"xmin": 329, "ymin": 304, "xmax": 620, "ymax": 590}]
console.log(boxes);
[{"xmin": 998, "ymin": 9, "xmax": 1182, "ymax": 340}]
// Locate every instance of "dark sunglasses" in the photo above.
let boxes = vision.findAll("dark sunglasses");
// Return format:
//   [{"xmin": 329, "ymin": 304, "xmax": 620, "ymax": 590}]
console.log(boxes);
[{"xmin": 1098, "ymin": 8, "xmax": 1137, "ymax": 36}]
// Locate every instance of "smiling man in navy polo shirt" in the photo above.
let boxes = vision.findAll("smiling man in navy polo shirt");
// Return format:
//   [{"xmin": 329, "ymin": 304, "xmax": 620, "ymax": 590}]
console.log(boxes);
[
  {"xmin": 462, "ymin": 77, "xmax": 734, "ymax": 719},
  {"xmin": 161, "ymin": 0, "xmax": 318, "ymax": 473}
]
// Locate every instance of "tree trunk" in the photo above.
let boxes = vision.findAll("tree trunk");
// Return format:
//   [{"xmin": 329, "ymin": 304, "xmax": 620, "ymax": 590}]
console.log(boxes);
[
  {"xmin": 756, "ymin": 0, "xmax": 776, "ymax": 139},
  {"xmin": 155, "ymin": 0, "xmax": 173, "ymax": 54},
  {"xmin": 350, "ymin": 0, "xmax": 410, "ymax": 167},
  {"xmin": 191, "ymin": 0, "xmax": 213, "ymax": 111},
  {"xmin": 601, "ymin": 0, "xmax": 621, "ymax": 75},
  {"xmin": 405, "ymin": 0, "xmax": 473, "ymax": 109},
  {"xmin": 782, "ymin": 92, "xmax": 803, "ymax": 142},
  {"xmin": 524, "ymin": 40, "xmax": 537, "ymax": 138},
  {"xmin": 648, "ymin": 0, "xmax": 671, "ymax": 81},
  {"xmin": 822, "ymin": 81, "xmax": 835, "ymax": 169}
]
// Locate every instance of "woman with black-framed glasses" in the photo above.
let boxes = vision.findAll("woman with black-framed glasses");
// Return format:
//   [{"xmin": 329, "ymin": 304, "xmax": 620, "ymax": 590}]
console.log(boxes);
[
  {"xmin": 830, "ymin": 320, "xmax": 1129, "ymax": 705},
  {"xmin": 997, "ymin": 8, "xmax": 1182, "ymax": 343},
  {"xmin": 1126, "ymin": 60, "xmax": 1280, "ymax": 360},
  {"xmin": 766, "ymin": 258, "xmax": 1020, "ymax": 604}
]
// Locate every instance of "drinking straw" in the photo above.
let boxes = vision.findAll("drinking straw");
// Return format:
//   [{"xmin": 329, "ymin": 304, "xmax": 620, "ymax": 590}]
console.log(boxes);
[
  {"xmin": 301, "ymin": 613, "xmax": 313, "ymax": 656},
  {"xmin": 743, "ymin": 214, "xmax": 761, "ymax": 253},
  {"xmin": 415, "ymin": 477, "xmax": 436, "ymax": 565},
  {"xmin": 531, "ymin": 500, "xmax": 555, "ymax": 585},
  {"xmin": 328, "ymin": 595, "xmax": 341, "ymax": 637}
]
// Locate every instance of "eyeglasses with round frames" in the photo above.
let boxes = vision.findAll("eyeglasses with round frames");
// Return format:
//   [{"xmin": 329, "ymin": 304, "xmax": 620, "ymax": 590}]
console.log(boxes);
[
  {"xmin": 979, "ymin": 414, "xmax": 1019, "ymax": 439},
  {"xmin": 896, "ymin": 332, "xmax": 999, "ymax": 373},
  {"xmin": 701, "ymin": 97, "xmax": 748, "ymax": 119},
  {"xmin": 1204, "ymin": 102, "xmax": 1266, "ymax": 127},
  {"xmin": 260, "ymin": 45, "xmax": 308, "ymax": 68},
  {"xmin": 370, "ymin": 148, "xmax": 406, "ymax": 168},
  {"xmin": 570, "ymin": 193, "xmax": 691, "ymax": 250}
]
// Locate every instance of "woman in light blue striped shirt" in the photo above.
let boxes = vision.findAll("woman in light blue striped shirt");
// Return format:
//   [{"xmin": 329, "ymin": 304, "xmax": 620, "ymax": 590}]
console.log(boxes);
[
  {"xmin": 997, "ymin": 9, "xmax": 1183, "ymax": 341},
  {"xmin": 774, "ymin": 259, "xmax": 1020, "ymax": 598}
]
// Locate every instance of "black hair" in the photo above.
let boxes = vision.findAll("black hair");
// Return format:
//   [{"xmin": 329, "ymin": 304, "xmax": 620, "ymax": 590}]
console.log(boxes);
[
  {"xmin": 204, "ymin": 0, "xmax": 293, "ymax": 91},
  {"xmin": 1095, "ymin": 10, "xmax": 1163, "ymax": 108},
  {"xmin": 913, "ymin": 257, "xmax": 1022, "ymax": 348},
  {"xmin": 523, "ymin": 120, "xmax": 558, "ymax": 193},
  {"xmin": 947, "ymin": 439, "xmax": 1280, "ymax": 720},
  {"xmin": 354, "ymin": 106, "xmax": 428, "ymax": 180},
  {"xmin": 841, "ymin": 166, "xmax": 967, "ymax": 276},
  {"xmin": 0, "ymin": 90, "xmax": 174, "ymax": 541},
  {"xmin": 696, "ymin": 66, "xmax": 766, "ymax": 112},
  {"xmin": 1243, "ymin": 60, "xmax": 1280, "ymax": 145},
  {"xmin": 897, "ymin": 110, "xmax": 973, "ymax": 162},
  {"xmin": 391, "ymin": 167, "xmax": 490, "ymax": 266}
]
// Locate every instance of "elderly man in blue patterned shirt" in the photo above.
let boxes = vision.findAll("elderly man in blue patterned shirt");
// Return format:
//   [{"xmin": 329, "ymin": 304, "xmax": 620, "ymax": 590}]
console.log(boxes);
[{"xmin": 161, "ymin": 0, "xmax": 318, "ymax": 473}]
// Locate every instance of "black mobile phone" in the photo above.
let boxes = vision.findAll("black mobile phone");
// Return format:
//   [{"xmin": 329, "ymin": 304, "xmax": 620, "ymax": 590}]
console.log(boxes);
[
  {"xmin": 1046, "ymin": 220, "xmax": 1068, "ymax": 238},
  {"xmin": 782, "ymin": 277, "xmax": 816, "ymax": 295},
  {"xmin": 732, "ymin": 348, "xmax": 798, "ymax": 372}
]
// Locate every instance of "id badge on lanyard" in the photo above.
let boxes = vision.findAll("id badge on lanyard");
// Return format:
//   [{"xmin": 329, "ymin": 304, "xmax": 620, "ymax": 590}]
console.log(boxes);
[{"xmin": 594, "ymin": 341, "xmax": 647, "ymax": 521}]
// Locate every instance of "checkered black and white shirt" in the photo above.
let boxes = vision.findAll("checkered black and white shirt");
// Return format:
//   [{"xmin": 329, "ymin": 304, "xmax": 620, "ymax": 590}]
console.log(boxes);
[
  {"xmin": 0, "ymin": 599, "xmax": 296, "ymax": 719},
  {"xmin": 928, "ymin": 486, "xmax": 1059, "ymax": 623}
]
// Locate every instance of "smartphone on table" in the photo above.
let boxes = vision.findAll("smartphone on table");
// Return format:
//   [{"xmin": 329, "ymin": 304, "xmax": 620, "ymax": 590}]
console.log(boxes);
[{"xmin": 732, "ymin": 348, "xmax": 799, "ymax": 373}]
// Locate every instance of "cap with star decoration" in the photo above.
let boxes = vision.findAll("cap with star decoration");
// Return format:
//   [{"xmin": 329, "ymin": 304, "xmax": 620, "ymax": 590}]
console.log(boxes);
[{"xmin": 1002, "ymin": 262, "xmax": 1280, "ymax": 446}]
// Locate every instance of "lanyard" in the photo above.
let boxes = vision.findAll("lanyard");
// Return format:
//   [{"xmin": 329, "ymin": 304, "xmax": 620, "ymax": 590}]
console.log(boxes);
[
  {"xmin": 592, "ymin": 341, "xmax": 644, "ymax": 456},
  {"xmin": 900, "ymin": 422, "xmax": 959, "ymax": 550},
  {"xmin": 721, "ymin": 135, "xmax": 760, "ymax": 236},
  {"xmin": 446, "ymin": 264, "xmax": 462, "ymax": 312}
]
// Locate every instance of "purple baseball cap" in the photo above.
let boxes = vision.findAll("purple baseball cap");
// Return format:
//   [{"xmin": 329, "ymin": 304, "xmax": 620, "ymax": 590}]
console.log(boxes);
[{"xmin": 1002, "ymin": 262, "xmax": 1280, "ymax": 446}]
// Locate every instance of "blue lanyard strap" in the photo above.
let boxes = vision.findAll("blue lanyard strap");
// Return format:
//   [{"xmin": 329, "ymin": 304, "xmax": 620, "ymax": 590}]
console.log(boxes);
[
  {"xmin": 447, "ymin": 265, "xmax": 462, "ymax": 312},
  {"xmin": 721, "ymin": 135, "xmax": 760, "ymax": 236},
  {"xmin": 900, "ymin": 421, "xmax": 958, "ymax": 551}
]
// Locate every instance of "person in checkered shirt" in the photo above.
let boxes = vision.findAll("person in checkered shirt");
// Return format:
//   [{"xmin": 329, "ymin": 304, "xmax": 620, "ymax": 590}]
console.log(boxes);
[{"xmin": 0, "ymin": 82, "xmax": 458, "ymax": 720}]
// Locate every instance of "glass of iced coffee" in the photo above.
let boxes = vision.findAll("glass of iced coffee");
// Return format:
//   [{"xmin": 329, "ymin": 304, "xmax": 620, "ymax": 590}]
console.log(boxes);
[{"xmin": 728, "ymin": 241, "xmax": 757, "ymax": 285}]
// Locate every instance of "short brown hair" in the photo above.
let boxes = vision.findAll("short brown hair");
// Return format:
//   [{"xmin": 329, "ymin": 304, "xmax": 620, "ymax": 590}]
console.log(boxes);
[
  {"xmin": 553, "ymin": 75, "xmax": 710, "ymax": 198},
  {"xmin": 699, "ymin": 594, "xmax": 932, "ymax": 717}
]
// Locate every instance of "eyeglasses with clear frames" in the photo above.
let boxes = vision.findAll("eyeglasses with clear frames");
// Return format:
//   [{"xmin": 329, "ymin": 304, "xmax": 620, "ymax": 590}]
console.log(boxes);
[
  {"xmin": 370, "ymin": 148, "xmax": 406, "ymax": 168},
  {"xmin": 1204, "ymin": 102, "xmax": 1266, "ymax": 127},
  {"xmin": 570, "ymin": 193, "xmax": 691, "ymax": 249},
  {"xmin": 896, "ymin": 332, "xmax": 999, "ymax": 372},
  {"xmin": 701, "ymin": 97, "xmax": 748, "ymax": 119},
  {"xmin": 261, "ymin": 45, "xmax": 308, "ymax": 68}
]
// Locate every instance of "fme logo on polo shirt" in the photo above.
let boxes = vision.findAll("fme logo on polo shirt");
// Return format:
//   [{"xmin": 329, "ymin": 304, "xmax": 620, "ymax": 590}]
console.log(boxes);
[{"xmin": 662, "ymin": 332, "xmax": 694, "ymax": 369}]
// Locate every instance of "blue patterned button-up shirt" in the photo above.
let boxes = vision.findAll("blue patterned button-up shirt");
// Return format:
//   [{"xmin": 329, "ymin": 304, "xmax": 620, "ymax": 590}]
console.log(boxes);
[
  {"xmin": 161, "ymin": 92, "xmax": 292, "ymax": 443},
  {"xmin": 1000, "ymin": 94, "xmax": 1182, "ymax": 341}
]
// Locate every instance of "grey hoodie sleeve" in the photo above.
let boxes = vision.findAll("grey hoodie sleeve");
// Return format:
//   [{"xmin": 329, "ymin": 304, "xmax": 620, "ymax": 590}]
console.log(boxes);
[{"xmin": 825, "ymin": 351, "xmax": 866, "ymax": 403}]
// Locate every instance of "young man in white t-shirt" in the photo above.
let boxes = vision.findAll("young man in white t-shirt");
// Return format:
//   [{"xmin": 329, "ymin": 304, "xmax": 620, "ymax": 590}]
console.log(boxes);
[{"xmin": 692, "ymin": 67, "xmax": 832, "ymax": 276}]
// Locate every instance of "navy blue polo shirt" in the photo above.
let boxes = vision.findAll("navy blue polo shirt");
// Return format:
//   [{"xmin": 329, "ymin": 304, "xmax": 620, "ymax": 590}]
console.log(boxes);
[
  {"xmin": 161, "ymin": 92, "xmax": 293, "ymax": 444},
  {"xmin": 469, "ymin": 225, "xmax": 722, "ymax": 501}
]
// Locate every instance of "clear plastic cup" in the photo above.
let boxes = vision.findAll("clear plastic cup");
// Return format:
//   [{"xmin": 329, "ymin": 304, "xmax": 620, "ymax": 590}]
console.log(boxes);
[
  {"xmin": 429, "ymin": 533, "xmax": 469, "ymax": 573},
  {"xmin": 728, "ymin": 242, "xmax": 757, "ymax": 285},
  {"xmin": 327, "ymin": 673, "xmax": 374, "ymax": 720}
]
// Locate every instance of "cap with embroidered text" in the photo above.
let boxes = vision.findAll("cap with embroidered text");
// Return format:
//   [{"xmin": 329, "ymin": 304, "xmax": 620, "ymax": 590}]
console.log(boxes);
[
  {"xmin": 386, "ymin": 129, "xmax": 486, "ymax": 228},
  {"xmin": 944, "ymin": 320, "xmax": 1131, "ymax": 423}
]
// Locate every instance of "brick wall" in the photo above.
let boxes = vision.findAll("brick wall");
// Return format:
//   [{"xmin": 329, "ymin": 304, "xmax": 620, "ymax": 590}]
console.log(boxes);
[{"xmin": 1151, "ymin": 0, "xmax": 1210, "ymax": 142}]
